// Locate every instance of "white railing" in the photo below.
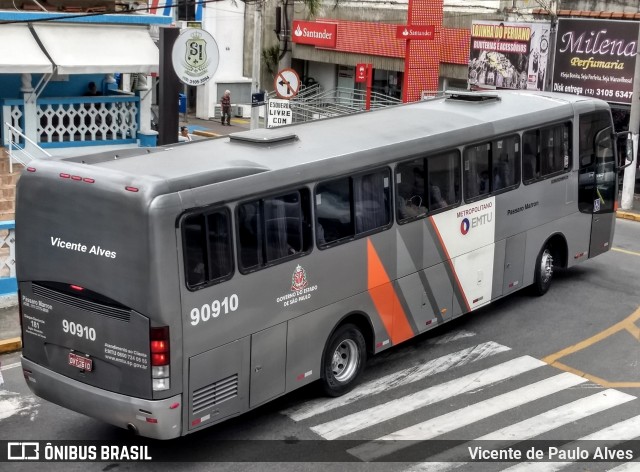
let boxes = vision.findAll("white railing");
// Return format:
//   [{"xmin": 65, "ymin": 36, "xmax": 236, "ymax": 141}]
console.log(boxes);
[
  {"xmin": 269, "ymin": 86, "xmax": 402, "ymax": 124},
  {"xmin": 4, "ymin": 122, "xmax": 51, "ymax": 173},
  {"xmin": 37, "ymin": 96, "xmax": 139, "ymax": 145}
]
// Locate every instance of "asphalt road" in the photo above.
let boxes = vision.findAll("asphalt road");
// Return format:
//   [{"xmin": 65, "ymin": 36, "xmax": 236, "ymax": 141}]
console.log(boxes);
[{"xmin": 1, "ymin": 219, "xmax": 639, "ymax": 472}]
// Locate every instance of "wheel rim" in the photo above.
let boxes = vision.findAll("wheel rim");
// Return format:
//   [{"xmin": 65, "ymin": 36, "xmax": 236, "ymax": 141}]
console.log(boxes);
[
  {"xmin": 331, "ymin": 338, "xmax": 359, "ymax": 383},
  {"xmin": 540, "ymin": 249, "xmax": 553, "ymax": 284}
]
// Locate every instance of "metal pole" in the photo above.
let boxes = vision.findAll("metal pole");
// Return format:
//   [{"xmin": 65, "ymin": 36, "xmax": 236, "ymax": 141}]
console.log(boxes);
[
  {"xmin": 250, "ymin": 1, "xmax": 263, "ymax": 130},
  {"xmin": 365, "ymin": 64, "xmax": 372, "ymax": 111},
  {"xmin": 620, "ymin": 25, "xmax": 640, "ymax": 210}
]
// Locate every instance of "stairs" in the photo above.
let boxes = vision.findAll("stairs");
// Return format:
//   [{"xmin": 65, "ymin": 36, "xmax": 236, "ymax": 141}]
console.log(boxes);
[{"xmin": 0, "ymin": 148, "xmax": 22, "ymax": 221}]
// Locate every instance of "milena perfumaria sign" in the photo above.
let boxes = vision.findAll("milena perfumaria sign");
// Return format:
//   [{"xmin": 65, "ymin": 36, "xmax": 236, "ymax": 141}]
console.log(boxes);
[{"xmin": 552, "ymin": 19, "xmax": 638, "ymax": 104}]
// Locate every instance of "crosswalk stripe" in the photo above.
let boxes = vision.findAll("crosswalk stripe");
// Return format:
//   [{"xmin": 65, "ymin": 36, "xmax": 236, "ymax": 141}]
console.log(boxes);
[
  {"xmin": 283, "ymin": 341, "xmax": 511, "ymax": 422},
  {"xmin": 405, "ymin": 463, "xmax": 464, "ymax": 472},
  {"xmin": 478, "ymin": 389, "xmax": 635, "ymax": 440},
  {"xmin": 607, "ymin": 463, "xmax": 639, "ymax": 471},
  {"xmin": 502, "ymin": 414, "xmax": 640, "ymax": 472},
  {"xmin": 348, "ymin": 372, "xmax": 588, "ymax": 461},
  {"xmin": 310, "ymin": 355, "xmax": 544, "ymax": 440},
  {"xmin": 403, "ymin": 391, "xmax": 636, "ymax": 472},
  {"xmin": 580, "ymin": 414, "xmax": 640, "ymax": 440}
]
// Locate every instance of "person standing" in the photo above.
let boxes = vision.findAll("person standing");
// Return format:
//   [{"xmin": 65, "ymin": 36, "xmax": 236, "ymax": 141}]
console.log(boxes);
[{"xmin": 220, "ymin": 90, "xmax": 231, "ymax": 126}]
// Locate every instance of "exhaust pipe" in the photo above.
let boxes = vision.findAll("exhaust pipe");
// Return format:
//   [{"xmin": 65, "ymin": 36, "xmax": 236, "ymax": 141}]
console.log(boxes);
[{"xmin": 127, "ymin": 423, "xmax": 139, "ymax": 435}]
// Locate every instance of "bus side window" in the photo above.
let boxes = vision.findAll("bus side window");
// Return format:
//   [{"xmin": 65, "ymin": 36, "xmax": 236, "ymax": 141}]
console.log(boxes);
[
  {"xmin": 396, "ymin": 159, "xmax": 427, "ymax": 222},
  {"xmin": 354, "ymin": 169, "xmax": 391, "ymax": 233},
  {"xmin": 184, "ymin": 215, "xmax": 207, "ymax": 287},
  {"xmin": 316, "ymin": 177, "xmax": 352, "ymax": 246},
  {"xmin": 238, "ymin": 190, "xmax": 311, "ymax": 272},
  {"xmin": 183, "ymin": 209, "xmax": 233, "ymax": 289},
  {"xmin": 464, "ymin": 143, "xmax": 490, "ymax": 200},
  {"xmin": 492, "ymin": 136, "xmax": 520, "ymax": 191},
  {"xmin": 522, "ymin": 132, "xmax": 539, "ymax": 183},
  {"xmin": 238, "ymin": 201, "xmax": 261, "ymax": 270},
  {"xmin": 523, "ymin": 123, "xmax": 570, "ymax": 184},
  {"xmin": 263, "ymin": 193, "xmax": 305, "ymax": 261},
  {"xmin": 428, "ymin": 149, "xmax": 460, "ymax": 209},
  {"xmin": 316, "ymin": 168, "xmax": 391, "ymax": 247}
]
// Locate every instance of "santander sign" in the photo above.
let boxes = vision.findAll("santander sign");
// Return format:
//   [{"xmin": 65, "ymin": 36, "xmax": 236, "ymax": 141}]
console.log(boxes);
[{"xmin": 292, "ymin": 20, "xmax": 337, "ymax": 48}]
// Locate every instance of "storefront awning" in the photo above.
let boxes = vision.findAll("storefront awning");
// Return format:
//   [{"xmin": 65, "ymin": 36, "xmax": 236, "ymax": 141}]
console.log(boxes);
[
  {"xmin": 0, "ymin": 24, "xmax": 53, "ymax": 73},
  {"xmin": 32, "ymin": 23, "xmax": 159, "ymax": 75}
]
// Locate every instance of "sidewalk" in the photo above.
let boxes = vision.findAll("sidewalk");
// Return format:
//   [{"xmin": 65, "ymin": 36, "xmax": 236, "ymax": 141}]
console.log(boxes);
[
  {"xmin": 616, "ymin": 191, "xmax": 640, "ymax": 222},
  {"xmin": 180, "ymin": 112, "xmax": 251, "ymax": 139}
]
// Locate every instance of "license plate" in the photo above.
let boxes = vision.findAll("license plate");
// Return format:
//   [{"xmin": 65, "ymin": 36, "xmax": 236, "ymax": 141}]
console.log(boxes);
[{"xmin": 68, "ymin": 352, "xmax": 93, "ymax": 371}]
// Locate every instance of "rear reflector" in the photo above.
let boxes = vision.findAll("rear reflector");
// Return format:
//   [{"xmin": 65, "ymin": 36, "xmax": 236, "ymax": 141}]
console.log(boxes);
[
  {"xmin": 125, "ymin": 186, "xmax": 139, "ymax": 192},
  {"xmin": 70, "ymin": 285, "xmax": 84, "ymax": 291},
  {"xmin": 83, "ymin": 178, "xmax": 95, "ymax": 183},
  {"xmin": 71, "ymin": 175, "xmax": 82, "ymax": 181},
  {"xmin": 60, "ymin": 173, "xmax": 70, "ymax": 179},
  {"xmin": 27, "ymin": 167, "xmax": 36, "ymax": 172}
]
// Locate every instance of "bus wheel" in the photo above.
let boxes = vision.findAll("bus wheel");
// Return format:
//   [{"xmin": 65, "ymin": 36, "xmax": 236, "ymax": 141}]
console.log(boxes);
[
  {"xmin": 321, "ymin": 324, "xmax": 366, "ymax": 397},
  {"xmin": 533, "ymin": 244, "xmax": 554, "ymax": 296}
]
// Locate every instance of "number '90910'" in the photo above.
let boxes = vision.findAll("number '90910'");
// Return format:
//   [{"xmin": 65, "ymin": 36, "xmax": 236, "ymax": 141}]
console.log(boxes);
[{"xmin": 190, "ymin": 294, "xmax": 239, "ymax": 326}]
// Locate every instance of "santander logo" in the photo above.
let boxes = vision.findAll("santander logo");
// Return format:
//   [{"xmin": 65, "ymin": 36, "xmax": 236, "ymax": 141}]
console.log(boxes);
[
  {"xmin": 294, "ymin": 25, "xmax": 333, "ymax": 40},
  {"xmin": 292, "ymin": 21, "xmax": 337, "ymax": 47}
]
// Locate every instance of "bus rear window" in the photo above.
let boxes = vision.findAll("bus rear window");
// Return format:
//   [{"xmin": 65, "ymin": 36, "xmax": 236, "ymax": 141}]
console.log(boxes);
[{"xmin": 183, "ymin": 209, "xmax": 233, "ymax": 289}]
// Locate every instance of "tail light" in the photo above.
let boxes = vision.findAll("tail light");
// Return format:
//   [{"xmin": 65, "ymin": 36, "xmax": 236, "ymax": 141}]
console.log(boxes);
[{"xmin": 150, "ymin": 326, "xmax": 170, "ymax": 391}]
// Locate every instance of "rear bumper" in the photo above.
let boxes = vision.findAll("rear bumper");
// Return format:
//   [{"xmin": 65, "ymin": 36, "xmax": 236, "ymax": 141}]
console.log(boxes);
[{"xmin": 21, "ymin": 357, "xmax": 182, "ymax": 440}]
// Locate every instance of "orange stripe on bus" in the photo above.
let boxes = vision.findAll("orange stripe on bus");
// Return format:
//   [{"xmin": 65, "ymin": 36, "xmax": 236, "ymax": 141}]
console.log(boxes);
[{"xmin": 367, "ymin": 239, "xmax": 414, "ymax": 345}]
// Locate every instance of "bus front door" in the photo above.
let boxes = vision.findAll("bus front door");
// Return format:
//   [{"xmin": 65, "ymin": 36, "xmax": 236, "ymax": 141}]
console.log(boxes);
[{"xmin": 578, "ymin": 113, "xmax": 616, "ymax": 258}]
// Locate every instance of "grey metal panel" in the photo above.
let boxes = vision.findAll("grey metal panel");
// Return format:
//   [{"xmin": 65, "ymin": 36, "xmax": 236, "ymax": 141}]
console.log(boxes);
[
  {"xmin": 250, "ymin": 323, "xmax": 287, "ymax": 408},
  {"xmin": 503, "ymin": 233, "xmax": 526, "ymax": 296},
  {"xmin": 188, "ymin": 338, "xmax": 249, "ymax": 430},
  {"xmin": 589, "ymin": 212, "xmax": 616, "ymax": 257},
  {"xmin": 397, "ymin": 273, "xmax": 429, "ymax": 332},
  {"xmin": 492, "ymin": 238, "xmax": 506, "ymax": 300},
  {"xmin": 396, "ymin": 221, "xmax": 444, "ymax": 278},
  {"xmin": 423, "ymin": 263, "xmax": 454, "ymax": 324}
]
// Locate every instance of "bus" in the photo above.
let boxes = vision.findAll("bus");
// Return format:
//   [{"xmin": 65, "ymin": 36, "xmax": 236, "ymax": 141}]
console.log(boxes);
[{"xmin": 16, "ymin": 90, "xmax": 631, "ymax": 440}]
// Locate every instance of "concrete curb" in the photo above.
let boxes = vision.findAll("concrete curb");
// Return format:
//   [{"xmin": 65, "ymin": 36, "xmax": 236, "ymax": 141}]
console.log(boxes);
[
  {"xmin": 616, "ymin": 210, "xmax": 640, "ymax": 222},
  {"xmin": 193, "ymin": 130, "xmax": 221, "ymax": 138},
  {"xmin": 0, "ymin": 337, "xmax": 21, "ymax": 354}
]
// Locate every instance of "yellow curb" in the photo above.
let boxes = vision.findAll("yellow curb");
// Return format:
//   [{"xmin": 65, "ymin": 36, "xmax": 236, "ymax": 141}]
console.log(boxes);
[
  {"xmin": 192, "ymin": 130, "xmax": 221, "ymax": 138},
  {"xmin": 0, "ymin": 337, "xmax": 21, "ymax": 354},
  {"xmin": 616, "ymin": 210, "xmax": 640, "ymax": 222}
]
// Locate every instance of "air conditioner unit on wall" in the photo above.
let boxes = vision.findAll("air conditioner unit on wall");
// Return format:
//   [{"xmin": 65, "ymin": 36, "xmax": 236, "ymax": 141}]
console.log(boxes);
[{"xmin": 235, "ymin": 105, "xmax": 251, "ymax": 118}]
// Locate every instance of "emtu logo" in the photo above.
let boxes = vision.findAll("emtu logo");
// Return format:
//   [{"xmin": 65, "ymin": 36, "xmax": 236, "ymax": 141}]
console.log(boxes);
[{"xmin": 460, "ymin": 218, "xmax": 470, "ymax": 235}]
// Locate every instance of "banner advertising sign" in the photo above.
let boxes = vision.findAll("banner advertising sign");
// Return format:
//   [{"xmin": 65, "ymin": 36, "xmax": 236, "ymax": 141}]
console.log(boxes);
[
  {"xmin": 468, "ymin": 21, "xmax": 551, "ymax": 91},
  {"xmin": 292, "ymin": 21, "xmax": 337, "ymax": 48},
  {"xmin": 552, "ymin": 19, "xmax": 638, "ymax": 104}
]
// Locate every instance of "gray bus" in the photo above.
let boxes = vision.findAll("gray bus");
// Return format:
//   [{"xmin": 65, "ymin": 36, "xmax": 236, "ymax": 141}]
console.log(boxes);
[{"xmin": 16, "ymin": 91, "xmax": 629, "ymax": 439}]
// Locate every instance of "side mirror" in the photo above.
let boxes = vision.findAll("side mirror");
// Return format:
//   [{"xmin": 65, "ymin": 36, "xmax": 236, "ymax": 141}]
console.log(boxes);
[{"xmin": 616, "ymin": 130, "xmax": 634, "ymax": 170}]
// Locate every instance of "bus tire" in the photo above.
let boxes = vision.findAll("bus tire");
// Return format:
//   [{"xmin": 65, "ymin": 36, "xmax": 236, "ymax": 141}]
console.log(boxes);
[
  {"xmin": 321, "ymin": 323, "xmax": 366, "ymax": 397},
  {"xmin": 532, "ymin": 244, "xmax": 554, "ymax": 296}
]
